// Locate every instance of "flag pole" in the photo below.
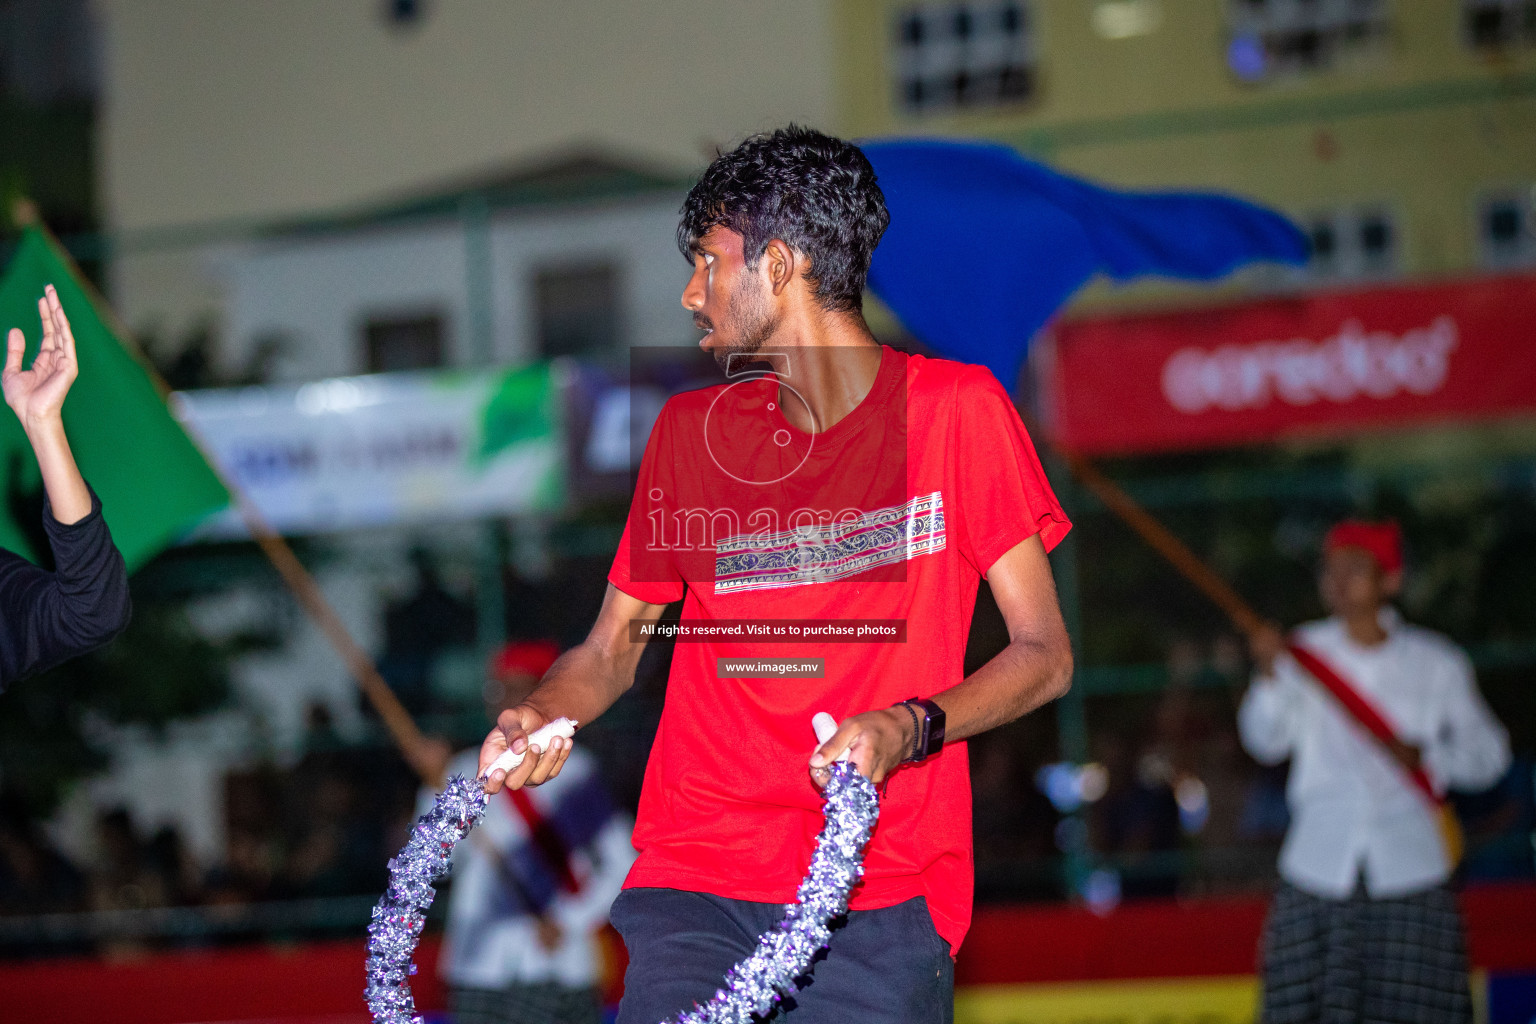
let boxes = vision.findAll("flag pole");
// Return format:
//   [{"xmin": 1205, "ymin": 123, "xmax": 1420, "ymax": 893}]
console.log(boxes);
[
  {"xmin": 1018, "ymin": 397, "xmax": 1268, "ymax": 637},
  {"xmin": 1058, "ymin": 450, "xmax": 1267, "ymax": 638},
  {"xmin": 1045, "ymin": 439, "xmax": 1467, "ymax": 863},
  {"xmin": 11, "ymin": 202, "xmax": 439, "ymax": 784}
]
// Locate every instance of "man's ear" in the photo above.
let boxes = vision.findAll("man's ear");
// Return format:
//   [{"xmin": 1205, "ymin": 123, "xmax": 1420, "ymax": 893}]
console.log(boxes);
[{"xmin": 762, "ymin": 238, "xmax": 799, "ymax": 296}]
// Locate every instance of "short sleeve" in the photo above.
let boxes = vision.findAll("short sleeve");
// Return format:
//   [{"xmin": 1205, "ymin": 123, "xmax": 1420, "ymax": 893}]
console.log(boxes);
[
  {"xmin": 608, "ymin": 402, "xmax": 687, "ymax": 606},
  {"xmin": 950, "ymin": 366, "xmax": 1071, "ymax": 575}
]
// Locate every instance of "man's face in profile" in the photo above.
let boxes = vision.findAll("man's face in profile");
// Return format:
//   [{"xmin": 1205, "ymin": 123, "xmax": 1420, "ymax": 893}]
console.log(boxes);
[{"xmin": 682, "ymin": 225, "xmax": 780, "ymax": 372}]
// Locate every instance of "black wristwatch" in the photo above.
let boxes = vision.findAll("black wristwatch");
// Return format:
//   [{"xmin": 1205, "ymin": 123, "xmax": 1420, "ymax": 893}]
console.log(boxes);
[{"xmin": 897, "ymin": 697, "xmax": 946, "ymax": 763}]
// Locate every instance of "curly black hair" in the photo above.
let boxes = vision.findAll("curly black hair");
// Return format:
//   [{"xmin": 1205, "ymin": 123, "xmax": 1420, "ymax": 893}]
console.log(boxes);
[{"xmin": 677, "ymin": 125, "xmax": 889, "ymax": 314}]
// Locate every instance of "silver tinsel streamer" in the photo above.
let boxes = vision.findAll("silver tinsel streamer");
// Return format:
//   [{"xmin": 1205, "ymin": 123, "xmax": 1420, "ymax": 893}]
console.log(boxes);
[
  {"xmin": 365, "ymin": 763, "xmax": 878, "ymax": 1024},
  {"xmin": 365, "ymin": 773, "xmax": 488, "ymax": 1024},
  {"xmin": 664, "ymin": 761, "xmax": 879, "ymax": 1024}
]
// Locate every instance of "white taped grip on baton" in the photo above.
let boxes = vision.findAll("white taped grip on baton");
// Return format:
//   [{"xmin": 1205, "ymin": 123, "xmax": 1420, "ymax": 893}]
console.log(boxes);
[
  {"xmin": 483, "ymin": 717, "xmax": 578, "ymax": 778},
  {"xmin": 811, "ymin": 712, "xmax": 851, "ymax": 761}
]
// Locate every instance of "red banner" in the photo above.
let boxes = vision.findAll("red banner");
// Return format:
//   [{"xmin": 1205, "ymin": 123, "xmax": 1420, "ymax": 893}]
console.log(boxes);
[{"xmin": 1044, "ymin": 273, "xmax": 1536, "ymax": 455}]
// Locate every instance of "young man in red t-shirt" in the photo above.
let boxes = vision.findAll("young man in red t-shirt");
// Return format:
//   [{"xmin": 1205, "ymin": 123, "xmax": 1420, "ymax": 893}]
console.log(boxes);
[{"xmin": 480, "ymin": 126, "xmax": 1074, "ymax": 1024}]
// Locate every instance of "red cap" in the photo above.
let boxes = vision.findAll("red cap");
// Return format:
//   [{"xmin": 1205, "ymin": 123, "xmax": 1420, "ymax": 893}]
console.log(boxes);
[
  {"xmin": 1324, "ymin": 520, "xmax": 1403, "ymax": 574},
  {"xmin": 488, "ymin": 640, "xmax": 560, "ymax": 682}
]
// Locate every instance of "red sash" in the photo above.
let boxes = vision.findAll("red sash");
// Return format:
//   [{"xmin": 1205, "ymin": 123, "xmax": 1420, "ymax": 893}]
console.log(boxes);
[
  {"xmin": 504, "ymin": 787, "xmax": 581, "ymax": 894},
  {"xmin": 1285, "ymin": 641, "xmax": 1463, "ymax": 863},
  {"xmin": 1285, "ymin": 643, "xmax": 1439, "ymax": 803}
]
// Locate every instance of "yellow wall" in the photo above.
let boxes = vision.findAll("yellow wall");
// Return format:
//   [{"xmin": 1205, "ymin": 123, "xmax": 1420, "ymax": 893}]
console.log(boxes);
[
  {"xmin": 955, "ymin": 976, "xmax": 1260, "ymax": 1024},
  {"xmin": 97, "ymin": 0, "xmax": 836, "ymax": 232},
  {"xmin": 835, "ymin": 0, "xmax": 1536, "ymax": 307},
  {"xmin": 952, "ymin": 972, "xmax": 1490, "ymax": 1024}
]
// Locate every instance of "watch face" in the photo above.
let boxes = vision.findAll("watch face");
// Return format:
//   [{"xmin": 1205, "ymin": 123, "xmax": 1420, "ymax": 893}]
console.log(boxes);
[
  {"xmin": 921, "ymin": 701, "xmax": 945, "ymax": 757},
  {"xmin": 926, "ymin": 715, "xmax": 946, "ymax": 754}
]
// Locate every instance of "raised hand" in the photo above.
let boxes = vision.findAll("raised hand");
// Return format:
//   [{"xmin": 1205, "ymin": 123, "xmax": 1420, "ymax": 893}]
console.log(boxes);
[
  {"xmin": 1248, "ymin": 621, "xmax": 1286, "ymax": 677},
  {"xmin": 4, "ymin": 285, "xmax": 79, "ymax": 431},
  {"xmin": 3, "ymin": 285, "xmax": 91, "ymax": 524}
]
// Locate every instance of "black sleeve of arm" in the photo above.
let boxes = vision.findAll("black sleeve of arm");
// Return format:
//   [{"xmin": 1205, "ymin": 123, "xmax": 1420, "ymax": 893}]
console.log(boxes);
[{"xmin": 0, "ymin": 489, "xmax": 132, "ymax": 689}]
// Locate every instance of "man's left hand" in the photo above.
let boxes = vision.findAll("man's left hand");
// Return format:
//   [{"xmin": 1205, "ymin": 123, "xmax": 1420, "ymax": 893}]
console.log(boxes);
[
  {"xmin": 535, "ymin": 916, "xmax": 563, "ymax": 952},
  {"xmin": 809, "ymin": 707, "xmax": 916, "ymax": 787},
  {"xmin": 1389, "ymin": 738, "xmax": 1424, "ymax": 774}
]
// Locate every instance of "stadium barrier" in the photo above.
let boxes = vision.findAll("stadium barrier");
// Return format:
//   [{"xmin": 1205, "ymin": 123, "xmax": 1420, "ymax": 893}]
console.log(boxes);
[{"xmin": 2, "ymin": 883, "xmax": 1532, "ymax": 1024}]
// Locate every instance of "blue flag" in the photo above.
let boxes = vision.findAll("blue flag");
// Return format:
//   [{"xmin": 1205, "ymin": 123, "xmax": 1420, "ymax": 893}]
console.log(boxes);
[{"xmin": 863, "ymin": 139, "xmax": 1309, "ymax": 387}]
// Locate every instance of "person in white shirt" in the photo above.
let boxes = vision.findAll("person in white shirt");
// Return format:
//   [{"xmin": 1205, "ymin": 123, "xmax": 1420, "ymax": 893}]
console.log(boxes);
[
  {"xmin": 419, "ymin": 641, "xmax": 636, "ymax": 1024},
  {"xmin": 1241, "ymin": 520, "xmax": 1509, "ymax": 1024}
]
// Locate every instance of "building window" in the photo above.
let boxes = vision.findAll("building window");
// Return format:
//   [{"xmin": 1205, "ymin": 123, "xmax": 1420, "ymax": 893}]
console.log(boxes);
[
  {"xmin": 363, "ymin": 313, "xmax": 445, "ymax": 373},
  {"xmin": 1300, "ymin": 206, "xmax": 1399, "ymax": 280},
  {"xmin": 894, "ymin": 1, "xmax": 1035, "ymax": 114},
  {"xmin": 534, "ymin": 263, "xmax": 620, "ymax": 360},
  {"xmin": 382, "ymin": 0, "xmax": 429, "ymax": 28},
  {"xmin": 1225, "ymin": 0, "xmax": 1390, "ymax": 83},
  {"xmin": 1478, "ymin": 190, "xmax": 1536, "ymax": 268},
  {"xmin": 1463, "ymin": 0, "xmax": 1536, "ymax": 48},
  {"xmin": 1358, "ymin": 211, "xmax": 1394, "ymax": 271}
]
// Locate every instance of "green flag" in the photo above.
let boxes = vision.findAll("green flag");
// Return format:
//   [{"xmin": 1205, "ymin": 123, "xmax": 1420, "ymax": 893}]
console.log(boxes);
[{"xmin": 0, "ymin": 227, "xmax": 229, "ymax": 569}]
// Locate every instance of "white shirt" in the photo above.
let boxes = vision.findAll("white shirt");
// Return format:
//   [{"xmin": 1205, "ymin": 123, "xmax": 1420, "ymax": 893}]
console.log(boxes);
[
  {"xmin": 421, "ymin": 747, "xmax": 636, "ymax": 991},
  {"xmin": 1238, "ymin": 610, "xmax": 1510, "ymax": 899}
]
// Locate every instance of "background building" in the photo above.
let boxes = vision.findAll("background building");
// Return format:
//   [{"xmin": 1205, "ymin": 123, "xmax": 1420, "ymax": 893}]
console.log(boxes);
[
  {"xmin": 217, "ymin": 157, "xmax": 691, "ymax": 381},
  {"xmin": 95, "ymin": 0, "xmax": 835, "ymax": 351},
  {"xmin": 837, "ymin": 0, "xmax": 1536, "ymax": 298},
  {"xmin": 36, "ymin": 2, "xmax": 839, "ymax": 871},
  {"xmin": 0, "ymin": 4, "xmax": 1532, "ymax": 1022},
  {"xmin": 836, "ymin": 0, "xmax": 1536, "ymax": 922}
]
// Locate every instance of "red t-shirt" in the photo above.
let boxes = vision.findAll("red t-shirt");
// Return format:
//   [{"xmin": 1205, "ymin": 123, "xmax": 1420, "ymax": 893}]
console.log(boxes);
[{"xmin": 608, "ymin": 345, "xmax": 1069, "ymax": 953}]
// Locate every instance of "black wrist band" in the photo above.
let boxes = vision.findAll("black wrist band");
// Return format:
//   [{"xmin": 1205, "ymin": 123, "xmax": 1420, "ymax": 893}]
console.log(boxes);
[
  {"xmin": 897, "ymin": 697, "xmax": 946, "ymax": 763},
  {"xmin": 897, "ymin": 701, "xmax": 922, "ymax": 761}
]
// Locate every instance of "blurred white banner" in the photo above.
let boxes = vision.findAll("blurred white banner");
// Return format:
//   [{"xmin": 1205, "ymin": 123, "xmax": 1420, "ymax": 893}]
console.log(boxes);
[{"xmin": 172, "ymin": 364, "xmax": 563, "ymax": 537}]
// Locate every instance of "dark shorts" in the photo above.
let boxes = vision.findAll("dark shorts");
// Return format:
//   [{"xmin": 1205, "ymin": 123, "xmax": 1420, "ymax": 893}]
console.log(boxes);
[
  {"xmin": 611, "ymin": 888, "xmax": 954, "ymax": 1024},
  {"xmin": 450, "ymin": 982, "xmax": 601, "ymax": 1024}
]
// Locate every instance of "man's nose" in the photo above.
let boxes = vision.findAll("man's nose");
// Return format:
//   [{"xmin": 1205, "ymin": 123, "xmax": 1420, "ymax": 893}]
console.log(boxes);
[{"xmin": 681, "ymin": 269, "xmax": 704, "ymax": 311}]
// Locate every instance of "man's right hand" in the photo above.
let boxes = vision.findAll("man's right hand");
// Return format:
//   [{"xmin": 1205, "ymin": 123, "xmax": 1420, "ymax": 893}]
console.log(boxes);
[
  {"xmin": 1248, "ymin": 622, "xmax": 1286, "ymax": 678},
  {"xmin": 4, "ymin": 287, "xmax": 77, "ymax": 432},
  {"xmin": 478, "ymin": 703, "xmax": 573, "ymax": 793},
  {"xmin": 5, "ymin": 286, "xmax": 92, "ymax": 525},
  {"xmin": 475, "ymin": 584, "xmax": 666, "ymax": 792}
]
